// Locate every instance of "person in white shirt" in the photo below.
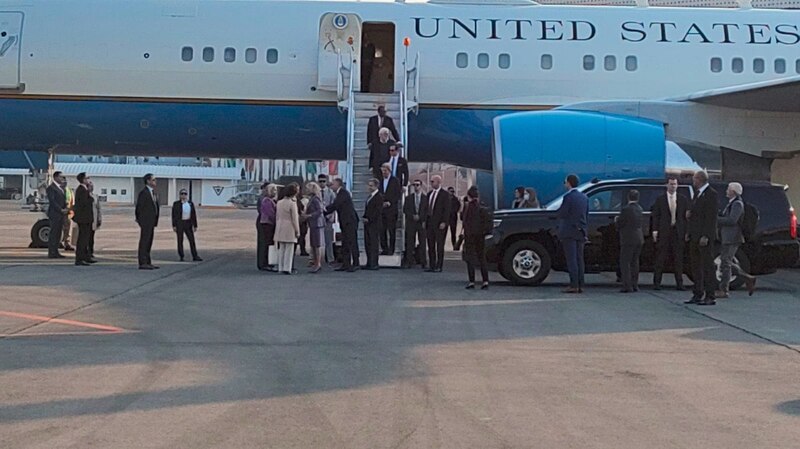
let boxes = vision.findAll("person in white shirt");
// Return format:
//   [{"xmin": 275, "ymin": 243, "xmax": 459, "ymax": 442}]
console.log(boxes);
[
  {"xmin": 651, "ymin": 176, "xmax": 689, "ymax": 291},
  {"xmin": 171, "ymin": 189, "xmax": 202, "ymax": 262}
]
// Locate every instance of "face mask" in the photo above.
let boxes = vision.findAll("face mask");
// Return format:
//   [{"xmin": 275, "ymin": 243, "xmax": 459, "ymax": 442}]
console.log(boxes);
[{"xmin": 523, "ymin": 193, "xmax": 530, "ymax": 200}]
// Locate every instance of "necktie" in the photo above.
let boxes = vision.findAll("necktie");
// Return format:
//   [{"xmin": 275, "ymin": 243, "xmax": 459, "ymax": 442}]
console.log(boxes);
[
  {"xmin": 391, "ymin": 157, "xmax": 397, "ymax": 176},
  {"xmin": 429, "ymin": 190, "xmax": 437, "ymax": 213},
  {"xmin": 415, "ymin": 194, "xmax": 419, "ymax": 213}
]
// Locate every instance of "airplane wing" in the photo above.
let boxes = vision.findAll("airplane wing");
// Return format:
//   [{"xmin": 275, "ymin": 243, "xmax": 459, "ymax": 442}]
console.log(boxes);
[{"xmin": 668, "ymin": 76, "xmax": 800, "ymax": 113}]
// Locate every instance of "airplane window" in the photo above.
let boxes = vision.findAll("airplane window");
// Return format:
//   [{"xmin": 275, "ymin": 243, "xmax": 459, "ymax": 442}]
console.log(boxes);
[
  {"xmin": 266, "ymin": 48, "xmax": 278, "ymax": 64},
  {"xmin": 499, "ymin": 53, "xmax": 511, "ymax": 69},
  {"xmin": 111, "ymin": 189, "xmax": 117, "ymax": 195},
  {"xmin": 477, "ymin": 53, "xmax": 489, "ymax": 69},
  {"xmin": 121, "ymin": 189, "xmax": 127, "ymax": 195},
  {"xmin": 101, "ymin": 188, "xmax": 107, "ymax": 195},
  {"xmin": 202, "ymin": 47, "xmax": 214, "ymax": 62},
  {"xmin": 753, "ymin": 58, "xmax": 765, "ymax": 74},
  {"xmin": 541, "ymin": 54, "xmax": 553, "ymax": 70},
  {"xmin": 224, "ymin": 47, "xmax": 236, "ymax": 63},
  {"xmin": 796, "ymin": 59, "xmax": 800, "ymax": 74},
  {"xmin": 181, "ymin": 47, "xmax": 193, "ymax": 62},
  {"xmin": 604, "ymin": 55, "xmax": 616, "ymax": 71},
  {"xmin": 734, "ymin": 59, "xmax": 745, "ymax": 72},
  {"xmin": 245, "ymin": 48, "xmax": 257, "ymax": 64},
  {"xmin": 583, "ymin": 55, "xmax": 595, "ymax": 71},
  {"xmin": 710, "ymin": 57, "xmax": 722, "ymax": 73},
  {"xmin": 775, "ymin": 59, "xmax": 786, "ymax": 74},
  {"xmin": 456, "ymin": 52, "xmax": 468, "ymax": 69},
  {"xmin": 625, "ymin": 56, "xmax": 637, "ymax": 71}
]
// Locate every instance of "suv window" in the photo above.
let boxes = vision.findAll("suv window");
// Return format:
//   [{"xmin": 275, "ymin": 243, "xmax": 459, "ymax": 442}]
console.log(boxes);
[{"xmin": 588, "ymin": 187, "xmax": 627, "ymax": 212}]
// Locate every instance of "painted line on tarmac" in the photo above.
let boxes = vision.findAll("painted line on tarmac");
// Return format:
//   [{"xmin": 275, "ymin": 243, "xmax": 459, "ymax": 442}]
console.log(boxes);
[
  {"xmin": 0, "ymin": 310, "xmax": 127, "ymax": 332},
  {"xmin": 0, "ymin": 330, "xmax": 139, "ymax": 339},
  {"xmin": 400, "ymin": 297, "xmax": 593, "ymax": 308}
]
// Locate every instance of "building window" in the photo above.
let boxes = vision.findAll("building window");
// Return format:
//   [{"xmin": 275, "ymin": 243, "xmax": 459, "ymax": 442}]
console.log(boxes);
[
  {"xmin": 710, "ymin": 57, "xmax": 722, "ymax": 73},
  {"xmin": 499, "ymin": 53, "xmax": 511, "ymax": 69},
  {"xmin": 477, "ymin": 53, "xmax": 489, "ymax": 69},
  {"xmin": 101, "ymin": 188, "xmax": 107, "ymax": 195},
  {"xmin": 625, "ymin": 56, "xmax": 638, "ymax": 71},
  {"xmin": 121, "ymin": 189, "xmax": 127, "ymax": 195},
  {"xmin": 245, "ymin": 48, "xmax": 257, "ymax": 64},
  {"xmin": 604, "ymin": 55, "xmax": 616, "ymax": 71},
  {"xmin": 753, "ymin": 58, "xmax": 765, "ymax": 74},
  {"xmin": 732, "ymin": 57, "xmax": 744, "ymax": 73},
  {"xmin": 111, "ymin": 189, "xmax": 117, "ymax": 195},
  {"xmin": 456, "ymin": 52, "xmax": 468, "ymax": 68},
  {"xmin": 583, "ymin": 55, "xmax": 595, "ymax": 71},
  {"xmin": 202, "ymin": 47, "xmax": 214, "ymax": 62},
  {"xmin": 541, "ymin": 54, "xmax": 553, "ymax": 70},
  {"xmin": 224, "ymin": 47, "xmax": 236, "ymax": 63},
  {"xmin": 266, "ymin": 48, "xmax": 278, "ymax": 64},
  {"xmin": 775, "ymin": 58, "xmax": 786, "ymax": 74},
  {"xmin": 181, "ymin": 47, "xmax": 193, "ymax": 62}
]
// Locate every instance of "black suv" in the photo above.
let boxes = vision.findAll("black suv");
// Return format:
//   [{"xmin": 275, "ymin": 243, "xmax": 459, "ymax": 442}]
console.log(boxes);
[{"xmin": 486, "ymin": 179, "xmax": 799, "ymax": 287}]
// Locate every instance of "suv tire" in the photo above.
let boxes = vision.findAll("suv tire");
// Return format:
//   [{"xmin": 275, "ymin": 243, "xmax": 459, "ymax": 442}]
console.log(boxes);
[
  {"xmin": 31, "ymin": 219, "xmax": 50, "ymax": 248},
  {"xmin": 715, "ymin": 248, "xmax": 751, "ymax": 291},
  {"xmin": 503, "ymin": 240, "xmax": 551, "ymax": 286}
]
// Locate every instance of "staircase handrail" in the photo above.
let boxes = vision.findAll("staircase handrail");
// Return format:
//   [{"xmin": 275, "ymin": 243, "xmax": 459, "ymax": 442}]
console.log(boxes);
[{"xmin": 344, "ymin": 61, "xmax": 356, "ymax": 190}]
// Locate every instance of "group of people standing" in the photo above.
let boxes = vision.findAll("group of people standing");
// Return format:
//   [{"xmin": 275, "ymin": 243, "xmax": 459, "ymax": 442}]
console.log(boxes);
[{"xmin": 46, "ymin": 171, "xmax": 101, "ymax": 265}]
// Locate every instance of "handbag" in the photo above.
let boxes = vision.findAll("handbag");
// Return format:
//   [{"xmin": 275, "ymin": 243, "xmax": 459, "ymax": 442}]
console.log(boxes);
[{"xmin": 267, "ymin": 245, "xmax": 278, "ymax": 265}]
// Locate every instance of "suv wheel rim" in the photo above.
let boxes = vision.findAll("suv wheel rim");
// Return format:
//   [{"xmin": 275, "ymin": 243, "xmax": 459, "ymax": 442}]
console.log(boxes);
[
  {"xmin": 714, "ymin": 255, "xmax": 739, "ymax": 283},
  {"xmin": 40, "ymin": 227, "xmax": 49, "ymax": 243},
  {"xmin": 513, "ymin": 249, "xmax": 541, "ymax": 279}
]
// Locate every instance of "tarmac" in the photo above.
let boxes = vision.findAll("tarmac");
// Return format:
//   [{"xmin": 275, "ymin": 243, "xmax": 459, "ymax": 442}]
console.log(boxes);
[{"xmin": 0, "ymin": 201, "xmax": 799, "ymax": 448}]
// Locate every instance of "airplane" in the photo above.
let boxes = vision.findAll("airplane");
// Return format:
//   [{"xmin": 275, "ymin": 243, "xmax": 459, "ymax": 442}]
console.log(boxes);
[{"xmin": 0, "ymin": 0, "xmax": 798, "ymax": 197}]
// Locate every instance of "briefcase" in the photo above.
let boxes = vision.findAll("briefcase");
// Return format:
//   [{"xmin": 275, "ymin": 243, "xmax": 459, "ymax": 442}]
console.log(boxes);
[{"xmin": 268, "ymin": 245, "xmax": 278, "ymax": 265}]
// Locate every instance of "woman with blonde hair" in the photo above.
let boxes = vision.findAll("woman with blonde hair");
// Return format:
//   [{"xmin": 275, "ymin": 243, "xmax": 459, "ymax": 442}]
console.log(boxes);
[
  {"xmin": 303, "ymin": 182, "xmax": 326, "ymax": 273},
  {"xmin": 274, "ymin": 183, "xmax": 300, "ymax": 274}
]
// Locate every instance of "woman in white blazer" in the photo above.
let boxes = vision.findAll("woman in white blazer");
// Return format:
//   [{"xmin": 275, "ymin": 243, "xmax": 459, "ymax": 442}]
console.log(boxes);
[{"xmin": 274, "ymin": 183, "xmax": 301, "ymax": 274}]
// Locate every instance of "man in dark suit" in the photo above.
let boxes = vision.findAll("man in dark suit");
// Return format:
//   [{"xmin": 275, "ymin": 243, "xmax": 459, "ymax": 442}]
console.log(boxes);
[
  {"xmin": 651, "ymin": 176, "xmax": 689, "ymax": 290},
  {"xmin": 72, "ymin": 172, "xmax": 95, "ymax": 266},
  {"xmin": 361, "ymin": 38, "xmax": 375, "ymax": 93},
  {"xmin": 46, "ymin": 171, "xmax": 67, "ymax": 259},
  {"xmin": 447, "ymin": 187, "xmax": 461, "ymax": 248},
  {"xmin": 557, "ymin": 174, "xmax": 589, "ymax": 293},
  {"xmin": 135, "ymin": 173, "xmax": 160, "ymax": 270},
  {"xmin": 686, "ymin": 170, "xmax": 718, "ymax": 306},
  {"xmin": 362, "ymin": 178, "xmax": 383, "ymax": 270},
  {"xmin": 386, "ymin": 143, "xmax": 409, "ymax": 187},
  {"xmin": 325, "ymin": 178, "xmax": 360, "ymax": 272},
  {"xmin": 367, "ymin": 105, "xmax": 399, "ymax": 148},
  {"xmin": 172, "ymin": 189, "xmax": 202, "ymax": 262},
  {"xmin": 616, "ymin": 190, "xmax": 644, "ymax": 293},
  {"xmin": 378, "ymin": 163, "xmax": 402, "ymax": 255},
  {"xmin": 403, "ymin": 180, "xmax": 428, "ymax": 268},
  {"xmin": 369, "ymin": 128, "xmax": 395, "ymax": 180},
  {"xmin": 425, "ymin": 175, "xmax": 451, "ymax": 272}
]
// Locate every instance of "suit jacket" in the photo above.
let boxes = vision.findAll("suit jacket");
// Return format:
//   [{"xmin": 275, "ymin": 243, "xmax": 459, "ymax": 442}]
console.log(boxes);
[
  {"xmin": 449, "ymin": 194, "xmax": 461, "ymax": 222},
  {"xmin": 369, "ymin": 140, "xmax": 394, "ymax": 172},
  {"xmin": 305, "ymin": 195, "xmax": 326, "ymax": 230},
  {"xmin": 427, "ymin": 188, "xmax": 451, "ymax": 228},
  {"xmin": 557, "ymin": 189, "xmax": 589, "ymax": 241},
  {"xmin": 46, "ymin": 183, "xmax": 66, "ymax": 218},
  {"xmin": 404, "ymin": 192, "xmax": 429, "ymax": 225},
  {"xmin": 274, "ymin": 197, "xmax": 300, "ymax": 243},
  {"xmin": 617, "ymin": 202, "xmax": 644, "ymax": 246},
  {"xmin": 650, "ymin": 191, "xmax": 689, "ymax": 238},
  {"xmin": 72, "ymin": 184, "xmax": 94, "ymax": 225},
  {"xmin": 172, "ymin": 200, "xmax": 198, "ymax": 228},
  {"xmin": 385, "ymin": 156, "xmax": 409, "ymax": 187},
  {"xmin": 688, "ymin": 185, "xmax": 718, "ymax": 242},
  {"xmin": 326, "ymin": 187, "xmax": 359, "ymax": 228},
  {"xmin": 379, "ymin": 176, "xmax": 402, "ymax": 211},
  {"xmin": 367, "ymin": 115, "xmax": 399, "ymax": 147},
  {"xmin": 363, "ymin": 191, "xmax": 384, "ymax": 225},
  {"xmin": 135, "ymin": 187, "xmax": 160, "ymax": 228},
  {"xmin": 718, "ymin": 196, "xmax": 745, "ymax": 244}
]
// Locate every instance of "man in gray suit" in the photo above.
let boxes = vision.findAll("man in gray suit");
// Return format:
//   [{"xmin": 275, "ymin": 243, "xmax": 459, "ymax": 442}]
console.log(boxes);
[
  {"xmin": 616, "ymin": 189, "xmax": 644, "ymax": 293},
  {"xmin": 317, "ymin": 174, "xmax": 337, "ymax": 264},
  {"xmin": 717, "ymin": 182, "xmax": 756, "ymax": 298},
  {"xmin": 45, "ymin": 171, "xmax": 67, "ymax": 259}
]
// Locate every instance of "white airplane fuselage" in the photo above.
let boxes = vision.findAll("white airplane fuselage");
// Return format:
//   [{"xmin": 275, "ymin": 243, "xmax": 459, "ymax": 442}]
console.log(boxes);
[{"xmin": 0, "ymin": 0, "xmax": 797, "ymax": 169}]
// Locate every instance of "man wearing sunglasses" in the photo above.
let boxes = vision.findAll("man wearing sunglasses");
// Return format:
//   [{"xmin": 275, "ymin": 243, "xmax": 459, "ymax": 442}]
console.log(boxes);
[
  {"xmin": 403, "ymin": 180, "xmax": 428, "ymax": 269},
  {"xmin": 172, "ymin": 189, "xmax": 202, "ymax": 262}
]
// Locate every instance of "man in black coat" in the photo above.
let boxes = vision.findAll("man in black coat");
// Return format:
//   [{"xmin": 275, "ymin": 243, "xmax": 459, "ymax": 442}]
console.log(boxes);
[
  {"xmin": 616, "ymin": 190, "xmax": 644, "ymax": 293},
  {"xmin": 447, "ymin": 187, "xmax": 461, "ymax": 248},
  {"xmin": 172, "ymin": 189, "xmax": 202, "ymax": 262},
  {"xmin": 378, "ymin": 163, "xmax": 402, "ymax": 255},
  {"xmin": 46, "ymin": 171, "xmax": 67, "ymax": 258},
  {"xmin": 686, "ymin": 170, "xmax": 719, "ymax": 306},
  {"xmin": 135, "ymin": 173, "xmax": 160, "ymax": 270},
  {"xmin": 362, "ymin": 179, "xmax": 383, "ymax": 270},
  {"xmin": 403, "ymin": 180, "xmax": 428, "ymax": 268},
  {"xmin": 367, "ymin": 105, "xmax": 399, "ymax": 148},
  {"xmin": 386, "ymin": 143, "xmax": 409, "ymax": 187},
  {"xmin": 325, "ymin": 178, "xmax": 360, "ymax": 272},
  {"xmin": 425, "ymin": 175, "xmax": 451, "ymax": 272},
  {"xmin": 651, "ymin": 176, "xmax": 690, "ymax": 290},
  {"xmin": 72, "ymin": 172, "xmax": 95, "ymax": 266}
]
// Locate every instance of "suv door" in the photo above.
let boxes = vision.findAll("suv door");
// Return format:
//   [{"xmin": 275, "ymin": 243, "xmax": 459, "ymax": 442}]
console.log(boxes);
[{"xmin": 585, "ymin": 186, "xmax": 628, "ymax": 271}]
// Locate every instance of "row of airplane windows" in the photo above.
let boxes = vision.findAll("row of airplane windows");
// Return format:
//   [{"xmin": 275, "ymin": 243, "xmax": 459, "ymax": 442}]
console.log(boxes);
[
  {"xmin": 454, "ymin": 53, "xmax": 640, "ymax": 72},
  {"xmin": 180, "ymin": 46, "xmax": 279, "ymax": 64},
  {"xmin": 709, "ymin": 57, "xmax": 800, "ymax": 74}
]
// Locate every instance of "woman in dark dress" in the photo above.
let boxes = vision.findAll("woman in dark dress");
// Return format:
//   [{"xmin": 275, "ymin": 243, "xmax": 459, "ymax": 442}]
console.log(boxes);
[{"xmin": 461, "ymin": 186, "xmax": 492, "ymax": 290}]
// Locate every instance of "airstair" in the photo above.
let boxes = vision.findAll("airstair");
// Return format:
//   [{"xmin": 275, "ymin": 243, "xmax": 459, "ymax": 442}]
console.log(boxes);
[{"xmin": 337, "ymin": 50, "xmax": 420, "ymax": 267}]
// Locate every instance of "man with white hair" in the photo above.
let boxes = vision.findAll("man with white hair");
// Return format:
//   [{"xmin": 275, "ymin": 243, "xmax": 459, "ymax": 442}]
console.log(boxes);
[
  {"xmin": 716, "ymin": 182, "xmax": 757, "ymax": 297},
  {"xmin": 369, "ymin": 127, "xmax": 395, "ymax": 180},
  {"xmin": 686, "ymin": 170, "xmax": 718, "ymax": 305}
]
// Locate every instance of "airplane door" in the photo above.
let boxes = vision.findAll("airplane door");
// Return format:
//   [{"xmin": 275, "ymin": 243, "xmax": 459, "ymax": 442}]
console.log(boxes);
[
  {"xmin": 0, "ymin": 12, "xmax": 22, "ymax": 90},
  {"xmin": 317, "ymin": 13, "xmax": 361, "ymax": 91}
]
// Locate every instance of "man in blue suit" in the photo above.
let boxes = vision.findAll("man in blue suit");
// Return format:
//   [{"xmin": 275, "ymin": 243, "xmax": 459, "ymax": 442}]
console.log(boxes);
[{"xmin": 557, "ymin": 174, "xmax": 589, "ymax": 293}]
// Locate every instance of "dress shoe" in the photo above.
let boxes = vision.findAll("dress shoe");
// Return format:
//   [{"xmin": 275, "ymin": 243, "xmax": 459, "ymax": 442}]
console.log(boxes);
[
  {"xmin": 424, "ymin": 268, "xmax": 435, "ymax": 272},
  {"xmin": 75, "ymin": 260, "xmax": 90, "ymax": 266},
  {"xmin": 620, "ymin": 289, "xmax": 632, "ymax": 293},
  {"xmin": 653, "ymin": 285, "xmax": 662, "ymax": 291},
  {"xmin": 746, "ymin": 278, "xmax": 757, "ymax": 296},
  {"xmin": 481, "ymin": 282, "xmax": 489, "ymax": 290},
  {"xmin": 465, "ymin": 283, "xmax": 475, "ymax": 289},
  {"xmin": 335, "ymin": 266, "xmax": 349, "ymax": 272},
  {"xmin": 309, "ymin": 266, "xmax": 322, "ymax": 274},
  {"xmin": 697, "ymin": 300, "xmax": 716, "ymax": 306},
  {"xmin": 86, "ymin": 258, "xmax": 98, "ymax": 264},
  {"xmin": 299, "ymin": 251, "xmax": 309, "ymax": 257},
  {"xmin": 685, "ymin": 297, "xmax": 702, "ymax": 304},
  {"xmin": 139, "ymin": 264, "xmax": 155, "ymax": 270},
  {"xmin": 346, "ymin": 266, "xmax": 359, "ymax": 273},
  {"xmin": 562, "ymin": 287, "xmax": 580, "ymax": 294},
  {"xmin": 193, "ymin": 257, "xmax": 203, "ymax": 262},
  {"xmin": 365, "ymin": 266, "xmax": 379, "ymax": 271},
  {"xmin": 48, "ymin": 254, "xmax": 66, "ymax": 259}
]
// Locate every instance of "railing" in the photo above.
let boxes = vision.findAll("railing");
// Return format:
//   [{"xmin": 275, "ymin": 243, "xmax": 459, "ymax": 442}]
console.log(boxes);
[
  {"xmin": 336, "ymin": 50, "xmax": 352, "ymax": 111},
  {"xmin": 344, "ymin": 58, "xmax": 356, "ymax": 191},
  {"xmin": 401, "ymin": 50, "xmax": 420, "ymax": 162}
]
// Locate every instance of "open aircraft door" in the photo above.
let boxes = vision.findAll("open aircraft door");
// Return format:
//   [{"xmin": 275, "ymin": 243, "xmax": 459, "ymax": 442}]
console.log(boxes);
[
  {"xmin": 317, "ymin": 13, "xmax": 361, "ymax": 91},
  {"xmin": 0, "ymin": 12, "xmax": 23, "ymax": 91}
]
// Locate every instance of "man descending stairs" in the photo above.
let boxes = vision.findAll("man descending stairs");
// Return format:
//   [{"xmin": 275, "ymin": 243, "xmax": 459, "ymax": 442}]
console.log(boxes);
[{"xmin": 349, "ymin": 92, "xmax": 405, "ymax": 267}]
